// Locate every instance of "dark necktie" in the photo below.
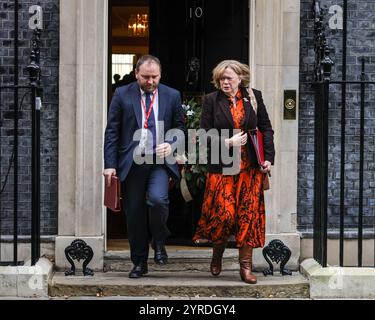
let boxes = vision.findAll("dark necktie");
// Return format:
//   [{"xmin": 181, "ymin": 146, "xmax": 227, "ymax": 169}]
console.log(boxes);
[{"xmin": 145, "ymin": 92, "xmax": 156, "ymax": 152}]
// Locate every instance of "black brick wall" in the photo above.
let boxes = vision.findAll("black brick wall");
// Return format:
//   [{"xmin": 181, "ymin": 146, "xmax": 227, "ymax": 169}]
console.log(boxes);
[
  {"xmin": 0, "ymin": 0, "xmax": 59, "ymax": 235},
  {"xmin": 299, "ymin": 0, "xmax": 375, "ymax": 236}
]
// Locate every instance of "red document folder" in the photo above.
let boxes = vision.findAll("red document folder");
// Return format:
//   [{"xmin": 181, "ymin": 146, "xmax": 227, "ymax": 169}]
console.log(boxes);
[
  {"xmin": 249, "ymin": 129, "xmax": 270, "ymax": 190},
  {"xmin": 104, "ymin": 176, "xmax": 122, "ymax": 212},
  {"xmin": 249, "ymin": 129, "xmax": 265, "ymax": 166}
]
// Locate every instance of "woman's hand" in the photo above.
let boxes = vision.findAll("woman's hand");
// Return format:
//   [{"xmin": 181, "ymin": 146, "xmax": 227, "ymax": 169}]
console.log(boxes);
[
  {"xmin": 225, "ymin": 131, "xmax": 248, "ymax": 148},
  {"xmin": 260, "ymin": 160, "xmax": 271, "ymax": 174}
]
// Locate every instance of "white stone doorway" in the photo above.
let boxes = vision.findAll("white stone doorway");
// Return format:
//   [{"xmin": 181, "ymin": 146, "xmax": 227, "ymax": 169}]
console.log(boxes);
[{"xmin": 56, "ymin": 0, "xmax": 302, "ymax": 271}]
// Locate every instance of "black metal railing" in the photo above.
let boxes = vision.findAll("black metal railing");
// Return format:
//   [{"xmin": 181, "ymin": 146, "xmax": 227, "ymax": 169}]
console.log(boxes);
[
  {"xmin": 312, "ymin": 0, "xmax": 375, "ymax": 267},
  {"xmin": 0, "ymin": 0, "xmax": 42, "ymax": 266}
]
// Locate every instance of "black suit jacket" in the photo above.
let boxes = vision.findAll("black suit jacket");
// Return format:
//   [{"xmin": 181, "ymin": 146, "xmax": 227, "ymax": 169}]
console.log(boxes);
[{"xmin": 200, "ymin": 87, "xmax": 275, "ymax": 173}]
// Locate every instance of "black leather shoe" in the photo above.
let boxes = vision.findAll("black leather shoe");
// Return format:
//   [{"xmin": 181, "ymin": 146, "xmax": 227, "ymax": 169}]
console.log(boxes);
[
  {"xmin": 128, "ymin": 263, "xmax": 148, "ymax": 278},
  {"xmin": 153, "ymin": 243, "xmax": 168, "ymax": 265}
]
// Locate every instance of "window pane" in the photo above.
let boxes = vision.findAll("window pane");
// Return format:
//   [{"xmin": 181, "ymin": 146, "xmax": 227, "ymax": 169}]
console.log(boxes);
[{"xmin": 112, "ymin": 54, "xmax": 136, "ymax": 83}]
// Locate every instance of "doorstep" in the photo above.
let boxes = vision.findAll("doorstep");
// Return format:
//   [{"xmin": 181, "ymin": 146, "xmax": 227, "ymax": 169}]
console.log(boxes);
[{"xmin": 49, "ymin": 270, "xmax": 309, "ymax": 298}]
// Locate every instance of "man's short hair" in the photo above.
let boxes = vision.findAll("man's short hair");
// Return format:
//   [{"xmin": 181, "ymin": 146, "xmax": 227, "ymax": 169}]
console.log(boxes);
[{"xmin": 135, "ymin": 55, "xmax": 162, "ymax": 72}]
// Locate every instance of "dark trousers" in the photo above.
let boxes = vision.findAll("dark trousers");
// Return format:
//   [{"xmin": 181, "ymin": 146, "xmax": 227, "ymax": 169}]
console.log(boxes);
[{"xmin": 122, "ymin": 163, "xmax": 170, "ymax": 265}]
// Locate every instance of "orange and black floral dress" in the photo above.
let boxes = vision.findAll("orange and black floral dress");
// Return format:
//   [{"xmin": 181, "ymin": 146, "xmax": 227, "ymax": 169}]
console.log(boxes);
[{"xmin": 193, "ymin": 90, "xmax": 266, "ymax": 248}]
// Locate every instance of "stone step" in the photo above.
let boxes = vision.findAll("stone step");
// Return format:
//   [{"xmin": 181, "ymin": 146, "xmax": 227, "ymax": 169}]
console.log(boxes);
[
  {"xmin": 49, "ymin": 271, "xmax": 309, "ymax": 298},
  {"xmin": 104, "ymin": 249, "xmax": 240, "ymax": 272},
  {"xmin": 104, "ymin": 246, "xmax": 299, "ymax": 273}
]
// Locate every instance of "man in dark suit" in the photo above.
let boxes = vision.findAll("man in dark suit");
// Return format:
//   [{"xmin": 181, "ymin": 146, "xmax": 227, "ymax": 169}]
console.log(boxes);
[{"xmin": 103, "ymin": 55, "xmax": 186, "ymax": 278}]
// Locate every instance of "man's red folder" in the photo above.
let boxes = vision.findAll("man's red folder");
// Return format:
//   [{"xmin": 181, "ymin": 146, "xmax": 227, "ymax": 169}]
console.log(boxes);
[{"xmin": 104, "ymin": 176, "xmax": 122, "ymax": 212}]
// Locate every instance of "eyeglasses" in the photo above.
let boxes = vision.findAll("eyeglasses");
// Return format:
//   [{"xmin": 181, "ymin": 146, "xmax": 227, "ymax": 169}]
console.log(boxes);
[{"xmin": 219, "ymin": 76, "xmax": 237, "ymax": 82}]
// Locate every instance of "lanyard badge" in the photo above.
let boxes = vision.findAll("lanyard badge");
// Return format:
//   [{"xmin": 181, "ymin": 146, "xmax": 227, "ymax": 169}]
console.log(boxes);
[
  {"xmin": 139, "ymin": 90, "xmax": 157, "ymax": 153},
  {"xmin": 139, "ymin": 128, "xmax": 148, "ymax": 152}
]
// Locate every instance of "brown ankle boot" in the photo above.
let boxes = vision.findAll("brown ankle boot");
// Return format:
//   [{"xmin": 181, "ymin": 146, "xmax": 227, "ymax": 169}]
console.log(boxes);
[
  {"xmin": 239, "ymin": 245, "xmax": 257, "ymax": 284},
  {"xmin": 210, "ymin": 241, "xmax": 227, "ymax": 276}
]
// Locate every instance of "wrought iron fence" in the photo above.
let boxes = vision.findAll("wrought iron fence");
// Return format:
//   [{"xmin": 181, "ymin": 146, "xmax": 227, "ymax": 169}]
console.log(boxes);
[
  {"xmin": 0, "ymin": 0, "xmax": 42, "ymax": 266},
  {"xmin": 312, "ymin": 0, "xmax": 375, "ymax": 267}
]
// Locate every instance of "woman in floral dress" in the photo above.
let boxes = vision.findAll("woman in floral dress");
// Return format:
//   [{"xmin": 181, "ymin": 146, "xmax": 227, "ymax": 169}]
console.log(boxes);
[{"xmin": 193, "ymin": 60, "xmax": 275, "ymax": 284}]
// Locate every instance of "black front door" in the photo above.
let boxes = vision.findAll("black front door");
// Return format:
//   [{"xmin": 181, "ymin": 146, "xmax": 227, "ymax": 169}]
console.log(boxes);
[
  {"xmin": 149, "ymin": 0, "xmax": 249, "ymax": 244},
  {"xmin": 107, "ymin": 0, "xmax": 249, "ymax": 243},
  {"xmin": 149, "ymin": 0, "xmax": 249, "ymax": 95}
]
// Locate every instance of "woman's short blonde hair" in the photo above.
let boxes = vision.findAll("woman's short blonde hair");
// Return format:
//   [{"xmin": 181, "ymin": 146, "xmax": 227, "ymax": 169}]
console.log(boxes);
[{"xmin": 211, "ymin": 60, "xmax": 250, "ymax": 89}]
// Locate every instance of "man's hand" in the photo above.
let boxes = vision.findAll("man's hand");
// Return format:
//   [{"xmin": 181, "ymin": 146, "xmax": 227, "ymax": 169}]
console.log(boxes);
[
  {"xmin": 103, "ymin": 168, "xmax": 116, "ymax": 187},
  {"xmin": 156, "ymin": 143, "xmax": 172, "ymax": 158}
]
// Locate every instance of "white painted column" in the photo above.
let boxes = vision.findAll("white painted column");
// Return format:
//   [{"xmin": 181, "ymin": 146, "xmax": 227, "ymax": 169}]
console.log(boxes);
[
  {"xmin": 250, "ymin": 0, "xmax": 301, "ymax": 270},
  {"xmin": 56, "ymin": 0, "xmax": 108, "ymax": 270}
]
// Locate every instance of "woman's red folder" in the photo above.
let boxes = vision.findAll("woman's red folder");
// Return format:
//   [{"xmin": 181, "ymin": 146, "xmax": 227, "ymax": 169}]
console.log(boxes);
[
  {"xmin": 104, "ymin": 176, "xmax": 122, "ymax": 212},
  {"xmin": 249, "ymin": 129, "xmax": 270, "ymax": 190},
  {"xmin": 249, "ymin": 129, "xmax": 265, "ymax": 166}
]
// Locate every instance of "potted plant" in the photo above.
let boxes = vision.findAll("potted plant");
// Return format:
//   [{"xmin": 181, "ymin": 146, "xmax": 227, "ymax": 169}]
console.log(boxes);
[{"xmin": 179, "ymin": 97, "xmax": 207, "ymax": 202}]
